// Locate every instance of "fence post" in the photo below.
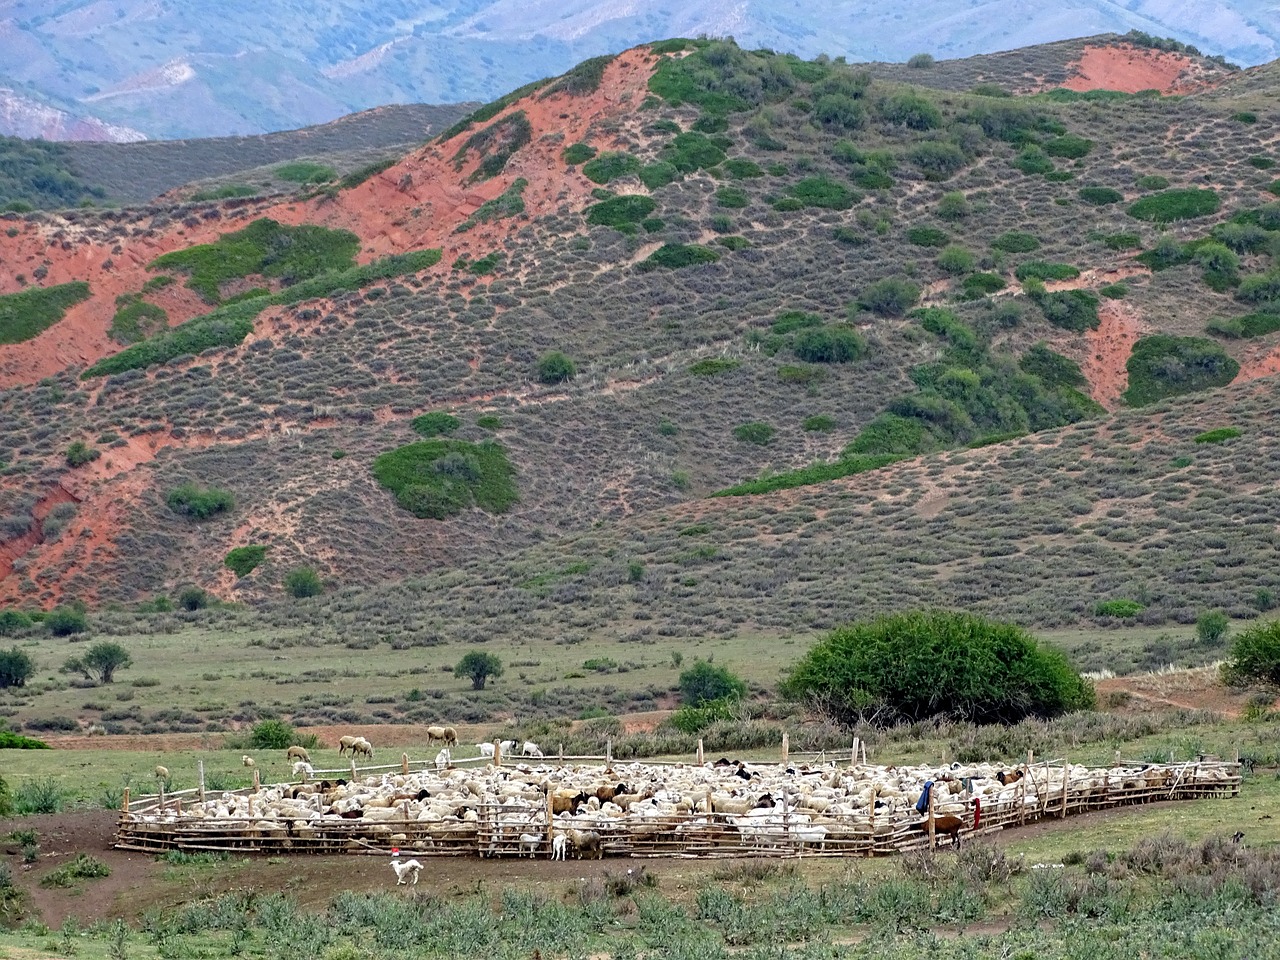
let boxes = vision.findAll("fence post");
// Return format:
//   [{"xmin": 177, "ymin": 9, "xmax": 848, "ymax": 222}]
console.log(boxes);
[
  {"xmin": 158, "ymin": 781, "xmax": 166, "ymax": 811},
  {"xmin": 546, "ymin": 787, "xmax": 555, "ymax": 858},
  {"xmin": 781, "ymin": 733, "xmax": 789, "ymax": 765},
  {"xmin": 926, "ymin": 780, "xmax": 936, "ymax": 851},
  {"xmin": 350, "ymin": 757, "xmax": 357, "ymax": 780},
  {"xmin": 697, "ymin": 738, "xmax": 704, "ymax": 765},
  {"xmin": 121, "ymin": 787, "xmax": 130, "ymax": 814},
  {"xmin": 559, "ymin": 743, "xmax": 564, "ymax": 763},
  {"xmin": 198, "ymin": 760, "xmax": 206, "ymax": 804},
  {"xmin": 852, "ymin": 737, "xmax": 860, "ymax": 768},
  {"xmin": 494, "ymin": 740, "xmax": 502, "ymax": 767},
  {"xmin": 1061, "ymin": 757, "xmax": 1069, "ymax": 819},
  {"xmin": 402, "ymin": 753, "xmax": 409, "ymax": 775},
  {"xmin": 861, "ymin": 741, "xmax": 868, "ymax": 765},
  {"xmin": 1017, "ymin": 773, "xmax": 1026, "ymax": 827}
]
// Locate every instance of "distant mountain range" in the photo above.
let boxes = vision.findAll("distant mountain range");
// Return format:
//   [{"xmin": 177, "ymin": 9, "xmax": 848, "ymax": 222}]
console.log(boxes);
[{"xmin": 1, "ymin": 0, "xmax": 1277, "ymax": 139}]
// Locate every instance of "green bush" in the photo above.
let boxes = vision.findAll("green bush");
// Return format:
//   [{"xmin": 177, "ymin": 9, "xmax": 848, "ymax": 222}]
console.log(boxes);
[
  {"xmin": 907, "ymin": 226, "xmax": 949, "ymax": 248},
  {"xmin": 455, "ymin": 179, "xmax": 527, "ymax": 233},
  {"xmin": 992, "ymin": 231, "xmax": 1041, "ymax": 253},
  {"xmin": 1043, "ymin": 134, "xmax": 1093, "ymax": 158},
  {"xmin": 715, "ymin": 187, "xmax": 749, "ymax": 208},
  {"xmin": 0, "ymin": 730, "xmax": 48, "ymax": 749},
  {"xmin": 937, "ymin": 192, "xmax": 971, "ymax": 220},
  {"xmin": 586, "ymin": 194, "xmax": 657, "ymax": 227},
  {"xmin": 1095, "ymin": 599, "xmax": 1144, "ymax": 618},
  {"xmin": 40, "ymin": 854, "xmax": 109, "ymax": 888},
  {"xmin": 65, "ymin": 440, "xmax": 100, "ymax": 467},
  {"xmin": 372, "ymin": 439, "xmax": 518, "ymax": 519},
  {"xmin": 1019, "ymin": 343, "xmax": 1086, "ymax": 388},
  {"xmin": 792, "ymin": 325, "xmax": 866, "ymax": 363},
  {"xmin": 1013, "ymin": 147, "xmax": 1055, "ymax": 176},
  {"xmin": 1078, "ymin": 187, "xmax": 1123, "ymax": 205},
  {"xmin": 679, "ymin": 661, "xmax": 746, "ymax": 706},
  {"xmin": 150, "ymin": 218, "xmax": 360, "ymax": 303},
  {"xmin": 688, "ymin": 357, "xmax": 740, "ymax": 376},
  {"xmin": 1099, "ymin": 283, "xmax": 1128, "ymax": 299},
  {"xmin": 0, "ymin": 646, "xmax": 34, "ymax": 688},
  {"xmin": 786, "ymin": 176, "xmax": 858, "ymax": 210},
  {"xmin": 0, "ymin": 281, "xmax": 91, "ymax": 345},
  {"xmin": 638, "ymin": 244, "xmax": 720, "ymax": 270},
  {"xmin": 857, "ymin": 277, "xmax": 920, "ymax": 316},
  {"xmin": 802, "ymin": 414, "xmax": 836, "ymax": 432},
  {"xmin": 249, "ymin": 718, "xmax": 299, "ymax": 749},
  {"xmin": 177, "ymin": 586, "xmax": 210, "ymax": 611},
  {"xmin": 1123, "ymin": 335, "xmax": 1240, "ymax": 406},
  {"xmin": 880, "ymin": 92, "xmax": 942, "ymax": 129},
  {"xmin": 712, "ymin": 454, "xmax": 901, "ymax": 496},
  {"xmin": 670, "ymin": 697, "xmax": 740, "ymax": 734},
  {"xmin": 274, "ymin": 161, "xmax": 336, "ymax": 183},
  {"xmin": 1197, "ymin": 610, "xmax": 1230, "ymax": 645},
  {"xmin": 1194, "ymin": 427, "xmax": 1242, "ymax": 444},
  {"xmin": 1128, "ymin": 188, "xmax": 1220, "ymax": 222},
  {"xmin": 717, "ymin": 235, "xmax": 750, "ymax": 250},
  {"xmin": 1136, "ymin": 235, "xmax": 1190, "ymax": 271},
  {"xmin": 772, "ymin": 311, "xmax": 823, "ymax": 335},
  {"xmin": 108, "ymin": 294, "xmax": 167, "ymax": 344},
  {"xmin": 562, "ymin": 143, "xmax": 597, "ymax": 165},
  {"xmin": 166, "ymin": 484, "xmax": 235, "ymax": 520},
  {"xmin": 581, "ymin": 152, "xmax": 641, "ymax": 184},
  {"xmin": 1015, "ymin": 262, "xmax": 1080, "ymax": 282},
  {"xmin": 1103, "ymin": 233, "xmax": 1142, "ymax": 250},
  {"xmin": 0, "ymin": 610, "xmax": 33, "ymax": 636},
  {"xmin": 662, "ymin": 132, "xmax": 726, "ymax": 172},
  {"xmin": 411, "ymin": 412, "xmax": 461, "ymax": 437},
  {"xmin": 455, "ymin": 651, "xmax": 503, "ymax": 690},
  {"xmin": 284, "ymin": 567, "xmax": 324, "ymax": 599},
  {"xmin": 1224, "ymin": 620, "xmax": 1280, "ymax": 686},
  {"xmin": 337, "ymin": 158, "xmax": 397, "ymax": 190},
  {"xmin": 781, "ymin": 610, "xmax": 1094, "ymax": 724},
  {"xmin": 1235, "ymin": 269, "xmax": 1280, "ymax": 305},
  {"xmin": 963, "ymin": 273, "xmax": 1006, "ymax": 297},
  {"xmin": 224, "ymin": 545, "xmax": 267, "ymax": 577},
  {"xmin": 638, "ymin": 162, "xmax": 680, "ymax": 189},
  {"xmin": 936, "ymin": 246, "xmax": 975, "ymax": 274},
  {"xmin": 45, "ymin": 607, "xmax": 88, "ymax": 637},
  {"xmin": 1033, "ymin": 289, "xmax": 1099, "ymax": 332},
  {"xmin": 536, "ymin": 351, "xmax": 577, "ymax": 384},
  {"xmin": 722, "ymin": 158, "xmax": 764, "ymax": 178},
  {"xmin": 908, "ymin": 142, "xmax": 968, "ymax": 180},
  {"xmin": 733, "ymin": 422, "xmax": 776, "ymax": 445}
]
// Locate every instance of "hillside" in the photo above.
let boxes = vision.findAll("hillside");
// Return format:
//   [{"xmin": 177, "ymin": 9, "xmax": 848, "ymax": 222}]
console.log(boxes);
[
  {"xmin": 0, "ymin": 33, "xmax": 1278, "ymax": 652},
  {"xmin": 0, "ymin": 0, "xmax": 1267, "ymax": 138}
]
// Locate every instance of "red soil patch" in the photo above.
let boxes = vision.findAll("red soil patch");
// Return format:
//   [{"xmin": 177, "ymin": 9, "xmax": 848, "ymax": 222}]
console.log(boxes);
[
  {"xmin": 1231, "ymin": 337, "xmax": 1280, "ymax": 385},
  {"xmin": 1062, "ymin": 43, "xmax": 1218, "ymax": 95},
  {"xmin": 1080, "ymin": 300, "xmax": 1145, "ymax": 411},
  {"xmin": 1095, "ymin": 666, "xmax": 1255, "ymax": 720}
]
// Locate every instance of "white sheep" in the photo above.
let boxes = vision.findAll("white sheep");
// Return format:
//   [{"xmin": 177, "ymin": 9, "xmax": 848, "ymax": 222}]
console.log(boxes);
[
  {"xmin": 522, "ymin": 741, "xmax": 543, "ymax": 758},
  {"xmin": 390, "ymin": 857, "xmax": 422, "ymax": 884},
  {"xmin": 477, "ymin": 743, "xmax": 495, "ymax": 759},
  {"xmin": 338, "ymin": 735, "xmax": 358, "ymax": 756},
  {"xmin": 435, "ymin": 748, "xmax": 451, "ymax": 773},
  {"xmin": 551, "ymin": 832, "xmax": 567, "ymax": 860},
  {"xmin": 350, "ymin": 737, "xmax": 374, "ymax": 760},
  {"xmin": 519, "ymin": 832, "xmax": 541, "ymax": 858},
  {"xmin": 286, "ymin": 746, "xmax": 311, "ymax": 763},
  {"xmin": 154, "ymin": 765, "xmax": 170, "ymax": 781},
  {"xmin": 292, "ymin": 760, "xmax": 314, "ymax": 779},
  {"xmin": 241, "ymin": 755, "xmax": 256, "ymax": 768}
]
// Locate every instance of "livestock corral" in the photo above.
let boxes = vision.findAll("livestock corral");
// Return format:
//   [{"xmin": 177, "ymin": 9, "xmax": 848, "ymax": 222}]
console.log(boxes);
[{"xmin": 114, "ymin": 749, "xmax": 1242, "ymax": 860}]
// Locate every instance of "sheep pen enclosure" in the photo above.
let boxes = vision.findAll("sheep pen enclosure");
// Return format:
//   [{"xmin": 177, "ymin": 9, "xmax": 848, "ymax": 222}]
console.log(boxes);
[{"xmin": 114, "ymin": 748, "xmax": 1242, "ymax": 860}]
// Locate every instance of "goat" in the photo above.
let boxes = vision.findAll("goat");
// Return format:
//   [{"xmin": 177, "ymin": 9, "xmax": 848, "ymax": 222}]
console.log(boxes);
[
  {"xmin": 390, "ymin": 857, "xmax": 422, "ymax": 885},
  {"xmin": 522, "ymin": 741, "xmax": 543, "ymax": 758},
  {"xmin": 478, "ymin": 743, "xmax": 495, "ymax": 759},
  {"xmin": 285, "ymin": 745, "xmax": 311, "ymax": 763},
  {"xmin": 595, "ymin": 782, "xmax": 631, "ymax": 804},
  {"xmin": 550, "ymin": 790, "xmax": 590, "ymax": 815}
]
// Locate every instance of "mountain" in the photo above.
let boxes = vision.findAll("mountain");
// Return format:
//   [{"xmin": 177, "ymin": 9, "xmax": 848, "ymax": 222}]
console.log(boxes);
[
  {"xmin": 0, "ymin": 87, "xmax": 146, "ymax": 142},
  {"xmin": 0, "ymin": 34, "xmax": 1278, "ymax": 654},
  {"xmin": 0, "ymin": 1, "xmax": 1272, "ymax": 138}
]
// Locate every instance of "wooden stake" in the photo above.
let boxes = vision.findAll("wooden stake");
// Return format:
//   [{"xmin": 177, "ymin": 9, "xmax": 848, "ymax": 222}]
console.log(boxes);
[
  {"xmin": 926, "ymin": 780, "xmax": 936, "ymax": 851},
  {"xmin": 697, "ymin": 738, "xmax": 704, "ymax": 765},
  {"xmin": 781, "ymin": 733, "xmax": 789, "ymax": 765},
  {"xmin": 558, "ymin": 743, "xmax": 564, "ymax": 762},
  {"xmin": 401, "ymin": 753, "xmax": 409, "ymax": 775},
  {"xmin": 121, "ymin": 787, "xmax": 130, "ymax": 814},
  {"xmin": 198, "ymin": 760, "xmax": 206, "ymax": 804},
  {"xmin": 253, "ymin": 769, "xmax": 261, "ymax": 792},
  {"xmin": 158, "ymin": 781, "xmax": 165, "ymax": 811},
  {"xmin": 493, "ymin": 740, "xmax": 502, "ymax": 767},
  {"xmin": 350, "ymin": 757, "xmax": 357, "ymax": 780},
  {"xmin": 1061, "ymin": 757, "xmax": 1069, "ymax": 819},
  {"xmin": 861, "ymin": 741, "xmax": 868, "ymax": 765}
]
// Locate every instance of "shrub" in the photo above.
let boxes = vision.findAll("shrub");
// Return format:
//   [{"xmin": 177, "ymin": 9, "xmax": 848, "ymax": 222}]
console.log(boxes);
[
  {"xmin": 722, "ymin": 158, "xmax": 763, "ymax": 178},
  {"xmin": 802, "ymin": 414, "xmax": 836, "ymax": 432},
  {"xmin": 1099, "ymin": 283, "xmax": 1127, "ymax": 299},
  {"xmin": 284, "ymin": 567, "xmax": 324, "ymax": 599},
  {"xmin": 772, "ymin": 310, "xmax": 823, "ymax": 335},
  {"xmin": 1014, "ymin": 148, "xmax": 1055, "ymax": 176},
  {"xmin": 733, "ymin": 422, "xmax": 776, "ymax": 445},
  {"xmin": 881, "ymin": 92, "xmax": 942, "ymax": 130},
  {"xmin": 581, "ymin": 152, "xmax": 641, "ymax": 184},
  {"xmin": 337, "ymin": 157, "xmax": 397, "ymax": 189},
  {"xmin": 411, "ymin": 412, "xmax": 461, "ymax": 437},
  {"xmin": 65, "ymin": 440, "xmax": 100, "ymax": 467},
  {"xmin": 712, "ymin": 454, "xmax": 902, "ymax": 496},
  {"xmin": 1078, "ymin": 187, "xmax": 1123, "ymax": 205},
  {"xmin": 586, "ymin": 194, "xmax": 657, "ymax": 227},
  {"xmin": 662, "ymin": 132, "xmax": 726, "ymax": 172},
  {"xmin": 1223, "ymin": 620, "xmax": 1280, "ymax": 686},
  {"xmin": 1103, "ymin": 233, "xmax": 1142, "ymax": 250},
  {"xmin": 638, "ymin": 244, "xmax": 720, "ymax": 270},
  {"xmin": 688, "ymin": 357, "xmax": 740, "ymax": 376},
  {"xmin": 0, "ymin": 610, "xmax": 32, "ymax": 636},
  {"xmin": 937, "ymin": 192, "xmax": 971, "ymax": 220},
  {"xmin": 813, "ymin": 94, "xmax": 865, "ymax": 130},
  {"xmin": 45, "ymin": 607, "xmax": 88, "ymax": 636},
  {"xmin": 1128, "ymin": 188, "xmax": 1220, "ymax": 222},
  {"xmin": 108, "ymin": 294, "xmax": 167, "ymax": 344},
  {"xmin": 1137, "ymin": 235, "xmax": 1189, "ymax": 271},
  {"xmin": 858, "ymin": 277, "xmax": 920, "ymax": 316},
  {"xmin": 1043, "ymin": 134, "xmax": 1093, "ymax": 158},
  {"xmin": 1194, "ymin": 427, "xmax": 1242, "ymax": 443},
  {"xmin": 372, "ymin": 439, "xmax": 518, "ymax": 519},
  {"xmin": 1019, "ymin": 343, "xmax": 1086, "ymax": 388},
  {"xmin": 1032, "ymin": 289, "xmax": 1099, "ymax": 332},
  {"xmin": 1196, "ymin": 610, "xmax": 1230, "ymax": 645},
  {"xmin": 177, "ymin": 586, "xmax": 210, "ymax": 612},
  {"xmin": 792, "ymin": 325, "xmax": 866, "ymax": 363},
  {"xmin": 638, "ymin": 162, "xmax": 679, "ymax": 189},
  {"xmin": 1123, "ymin": 335, "xmax": 1239, "ymax": 406},
  {"xmin": 455, "ymin": 651, "xmax": 503, "ymax": 690},
  {"xmin": 714, "ymin": 187, "xmax": 749, "ymax": 208},
  {"xmin": 1236, "ymin": 269, "xmax": 1280, "ymax": 304},
  {"xmin": 224, "ymin": 545, "xmax": 267, "ymax": 577},
  {"xmin": 781, "ymin": 610, "xmax": 1094, "ymax": 724},
  {"xmin": 63, "ymin": 641, "xmax": 131, "ymax": 683},
  {"xmin": 963, "ymin": 273, "xmax": 1006, "ymax": 297},
  {"xmin": 40, "ymin": 854, "xmax": 110, "ymax": 888},
  {"xmin": 537, "ymin": 351, "xmax": 577, "ymax": 384},
  {"xmin": 679, "ymin": 661, "xmax": 746, "ymax": 706},
  {"xmin": 936, "ymin": 246, "xmax": 975, "ymax": 274},
  {"xmin": 0, "ymin": 281, "xmax": 92, "ymax": 345},
  {"xmin": 908, "ymin": 141, "xmax": 968, "ymax": 180},
  {"xmin": 992, "ymin": 231, "xmax": 1040, "ymax": 253},
  {"xmin": 1195, "ymin": 242, "xmax": 1240, "ymax": 290},
  {"xmin": 562, "ymin": 143, "xmax": 597, "ymax": 165},
  {"xmin": 166, "ymin": 484, "xmax": 235, "ymax": 520},
  {"xmin": 1095, "ymin": 599, "xmax": 1144, "ymax": 618},
  {"xmin": 907, "ymin": 52, "xmax": 935, "ymax": 68},
  {"xmin": 907, "ymin": 226, "xmax": 950, "ymax": 248},
  {"xmin": 0, "ymin": 647, "xmax": 34, "ymax": 688},
  {"xmin": 1015, "ymin": 262, "xmax": 1081, "ymax": 282},
  {"xmin": 249, "ymin": 718, "xmax": 298, "ymax": 749},
  {"xmin": 787, "ymin": 176, "xmax": 858, "ymax": 210},
  {"xmin": 274, "ymin": 161, "xmax": 336, "ymax": 183}
]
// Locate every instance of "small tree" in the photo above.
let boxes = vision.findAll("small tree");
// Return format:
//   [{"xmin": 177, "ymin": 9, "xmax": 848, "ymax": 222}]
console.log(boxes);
[
  {"xmin": 45, "ymin": 607, "xmax": 88, "ymax": 637},
  {"xmin": 537, "ymin": 351, "xmax": 577, "ymax": 384},
  {"xmin": 0, "ymin": 609, "xmax": 32, "ymax": 637},
  {"xmin": 0, "ymin": 647, "xmax": 35, "ymax": 688},
  {"xmin": 249, "ymin": 719, "xmax": 296, "ymax": 750},
  {"xmin": 284, "ymin": 567, "xmax": 323, "ymax": 599},
  {"xmin": 678, "ymin": 661, "xmax": 746, "ymax": 706},
  {"xmin": 64, "ymin": 641, "xmax": 132, "ymax": 684},
  {"xmin": 177, "ymin": 587, "xmax": 210, "ymax": 611},
  {"xmin": 1223, "ymin": 619, "xmax": 1280, "ymax": 686},
  {"xmin": 455, "ymin": 651, "xmax": 503, "ymax": 690},
  {"xmin": 1196, "ymin": 610, "xmax": 1230, "ymax": 645}
]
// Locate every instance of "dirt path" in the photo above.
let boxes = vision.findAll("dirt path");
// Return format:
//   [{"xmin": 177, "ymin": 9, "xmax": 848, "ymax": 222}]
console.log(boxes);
[{"xmin": 1081, "ymin": 300, "xmax": 1144, "ymax": 410}]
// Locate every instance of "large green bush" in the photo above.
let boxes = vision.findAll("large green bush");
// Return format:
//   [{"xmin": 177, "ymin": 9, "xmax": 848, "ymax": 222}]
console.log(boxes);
[
  {"xmin": 536, "ymin": 351, "xmax": 577, "ymax": 384},
  {"xmin": 0, "ymin": 646, "xmax": 34, "ymax": 688},
  {"xmin": 781, "ymin": 610, "xmax": 1095, "ymax": 725},
  {"xmin": 1123, "ymin": 335, "xmax": 1239, "ymax": 406},
  {"xmin": 45, "ymin": 607, "xmax": 88, "ymax": 637},
  {"xmin": 284, "ymin": 567, "xmax": 324, "ymax": 599},
  {"xmin": 0, "ymin": 282, "xmax": 91, "ymax": 345},
  {"xmin": 638, "ymin": 244, "xmax": 721, "ymax": 270},
  {"xmin": 791, "ymin": 325, "xmax": 866, "ymax": 363},
  {"xmin": 224, "ymin": 545, "xmax": 267, "ymax": 578},
  {"xmin": 678, "ymin": 661, "xmax": 746, "ymax": 706},
  {"xmin": 857, "ymin": 277, "xmax": 920, "ymax": 316},
  {"xmin": 372, "ymin": 439, "xmax": 518, "ymax": 519},
  {"xmin": 1128, "ymin": 189, "xmax": 1220, "ymax": 223},
  {"xmin": 166, "ymin": 484, "xmax": 235, "ymax": 520},
  {"xmin": 585, "ymin": 195, "xmax": 657, "ymax": 228},
  {"xmin": 1223, "ymin": 620, "xmax": 1280, "ymax": 686},
  {"xmin": 248, "ymin": 719, "xmax": 299, "ymax": 749}
]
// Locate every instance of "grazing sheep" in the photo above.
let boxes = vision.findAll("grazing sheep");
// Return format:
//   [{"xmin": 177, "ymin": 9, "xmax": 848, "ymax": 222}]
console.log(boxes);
[
  {"xmin": 441, "ymin": 726, "xmax": 458, "ymax": 746},
  {"xmin": 551, "ymin": 833, "xmax": 567, "ymax": 861},
  {"xmin": 286, "ymin": 746, "xmax": 311, "ymax": 763},
  {"xmin": 338, "ymin": 735, "xmax": 359, "ymax": 756},
  {"xmin": 522, "ymin": 741, "xmax": 543, "ymax": 758},
  {"xmin": 154, "ymin": 765, "xmax": 170, "ymax": 781},
  {"xmin": 350, "ymin": 737, "xmax": 374, "ymax": 760},
  {"xmin": 241, "ymin": 756, "xmax": 256, "ymax": 768},
  {"xmin": 390, "ymin": 857, "xmax": 422, "ymax": 885},
  {"xmin": 426, "ymin": 726, "xmax": 449, "ymax": 745}
]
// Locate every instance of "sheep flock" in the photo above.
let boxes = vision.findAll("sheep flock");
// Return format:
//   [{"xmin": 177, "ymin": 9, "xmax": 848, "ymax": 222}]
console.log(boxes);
[{"xmin": 116, "ymin": 755, "xmax": 1239, "ymax": 860}]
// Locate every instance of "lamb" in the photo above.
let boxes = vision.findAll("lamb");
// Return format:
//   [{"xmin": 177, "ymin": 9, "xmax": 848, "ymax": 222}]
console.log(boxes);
[
  {"xmin": 286, "ymin": 746, "xmax": 311, "ymax": 763},
  {"xmin": 522, "ymin": 741, "xmax": 543, "ymax": 758},
  {"xmin": 390, "ymin": 857, "xmax": 423, "ymax": 885},
  {"xmin": 241, "ymin": 756, "xmax": 256, "ymax": 768},
  {"xmin": 551, "ymin": 832, "xmax": 568, "ymax": 860},
  {"xmin": 338, "ymin": 735, "xmax": 359, "ymax": 756},
  {"xmin": 519, "ymin": 832, "xmax": 542, "ymax": 858}
]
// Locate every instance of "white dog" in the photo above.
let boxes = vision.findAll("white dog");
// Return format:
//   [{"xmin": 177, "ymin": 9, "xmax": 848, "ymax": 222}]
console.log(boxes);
[{"xmin": 390, "ymin": 857, "xmax": 422, "ymax": 885}]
